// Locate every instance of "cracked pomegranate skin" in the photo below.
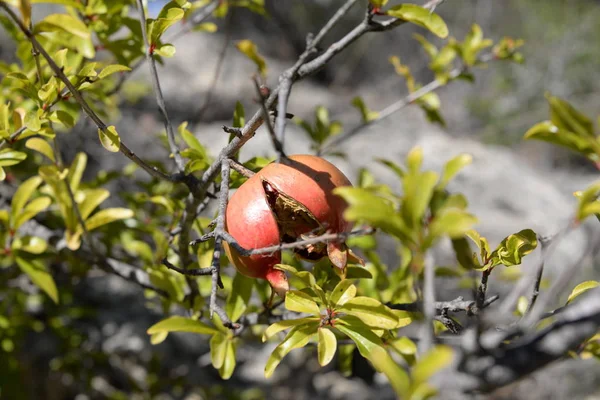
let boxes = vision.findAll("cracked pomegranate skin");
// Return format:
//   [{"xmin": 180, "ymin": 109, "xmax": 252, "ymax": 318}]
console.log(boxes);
[{"xmin": 223, "ymin": 155, "xmax": 353, "ymax": 279}]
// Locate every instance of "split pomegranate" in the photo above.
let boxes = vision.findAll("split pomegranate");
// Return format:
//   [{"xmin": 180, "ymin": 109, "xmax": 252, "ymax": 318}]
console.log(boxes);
[{"xmin": 223, "ymin": 154, "xmax": 360, "ymax": 298}]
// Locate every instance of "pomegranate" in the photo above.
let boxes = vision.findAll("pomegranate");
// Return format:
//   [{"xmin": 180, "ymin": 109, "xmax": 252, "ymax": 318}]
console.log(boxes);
[{"xmin": 223, "ymin": 155, "xmax": 360, "ymax": 298}]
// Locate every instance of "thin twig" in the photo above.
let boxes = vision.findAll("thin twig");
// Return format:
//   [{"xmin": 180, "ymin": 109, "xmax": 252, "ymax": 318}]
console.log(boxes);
[
  {"xmin": 136, "ymin": 0, "xmax": 185, "ymax": 173},
  {"xmin": 524, "ymin": 234, "xmax": 551, "ymax": 316},
  {"xmin": 253, "ymin": 77, "xmax": 285, "ymax": 159}
]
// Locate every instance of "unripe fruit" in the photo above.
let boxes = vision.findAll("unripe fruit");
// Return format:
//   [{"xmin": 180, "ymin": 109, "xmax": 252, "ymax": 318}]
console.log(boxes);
[{"xmin": 224, "ymin": 155, "xmax": 357, "ymax": 298}]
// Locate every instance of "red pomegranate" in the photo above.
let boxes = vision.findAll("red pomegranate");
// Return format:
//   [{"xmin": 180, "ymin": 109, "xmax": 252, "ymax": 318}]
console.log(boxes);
[{"xmin": 223, "ymin": 155, "xmax": 358, "ymax": 298}]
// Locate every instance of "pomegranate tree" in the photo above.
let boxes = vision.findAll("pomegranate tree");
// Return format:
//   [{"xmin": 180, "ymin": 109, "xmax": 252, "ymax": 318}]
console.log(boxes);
[{"xmin": 223, "ymin": 154, "xmax": 362, "ymax": 298}]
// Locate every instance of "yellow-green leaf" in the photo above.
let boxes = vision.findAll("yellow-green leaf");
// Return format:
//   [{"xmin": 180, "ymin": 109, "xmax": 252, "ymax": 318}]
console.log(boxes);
[
  {"xmin": 285, "ymin": 290, "xmax": 321, "ymax": 315},
  {"xmin": 150, "ymin": 331, "xmax": 168, "ymax": 345},
  {"xmin": 98, "ymin": 64, "xmax": 131, "ymax": 79},
  {"xmin": 0, "ymin": 148, "xmax": 27, "ymax": 167},
  {"xmin": 566, "ymin": 281, "xmax": 599, "ymax": 304},
  {"xmin": 12, "ymin": 196, "xmax": 51, "ymax": 230},
  {"xmin": 210, "ymin": 333, "xmax": 228, "ymax": 369},
  {"xmin": 219, "ymin": 340, "xmax": 236, "ymax": 380},
  {"xmin": 262, "ymin": 317, "xmax": 320, "ymax": 342},
  {"xmin": 412, "ymin": 345, "xmax": 454, "ymax": 386},
  {"xmin": 226, "ymin": 272, "xmax": 253, "ymax": 323},
  {"xmin": 193, "ymin": 22, "xmax": 218, "ymax": 32},
  {"xmin": 329, "ymin": 280, "xmax": 356, "ymax": 307},
  {"xmin": 10, "ymin": 175, "xmax": 42, "ymax": 227},
  {"xmin": 147, "ymin": 316, "xmax": 219, "ymax": 336},
  {"xmin": 16, "ymin": 256, "xmax": 58, "ymax": 303},
  {"xmin": 236, "ymin": 39, "xmax": 267, "ymax": 77},
  {"xmin": 317, "ymin": 327, "xmax": 337, "ymax": 367},
  {"xmin": 387, "ymin": 4, "xmax": 449, "ymax": 38},
  {"xmin": 98, "ymin": 126, "xmax": 120, "ymax": 153},
  {"xmin": 35, "ymin": 13, "xmax": 90, "ymax": 39},
  {"xmin": 84, "ymin": 208, "xmax": 133, "ymax": 231},
  {"xmin": 264, "ymin": 323, "xmax": 318, "ymax": 378},
  {"xmin": 26, "ymin": 138, "xmax": 55, "ymax": 162},
  {"xmin": 338, "ymin": 296, "xmax": 399, "ymax": 329},
  {"xmin": 11, "ymin": 236, "xmax": 47, "ymax": 254}
]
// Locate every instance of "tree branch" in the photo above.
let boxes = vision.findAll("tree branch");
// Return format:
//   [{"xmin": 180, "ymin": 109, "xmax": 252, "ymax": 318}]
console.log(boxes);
[{"xmin": 136, "ymin": 0, "xmax": 185, "ymax": 173}]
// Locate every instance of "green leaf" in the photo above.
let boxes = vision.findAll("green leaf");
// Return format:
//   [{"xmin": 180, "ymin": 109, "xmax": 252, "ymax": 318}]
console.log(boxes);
[
  {"xmin": 264, "ymin": 323, "xmax": 318, "ymax": 378},
  {"xmin": 12, "ymin": 196, "xmax": 51, "ymax": 230},
  {"xmin": 68, "ymin": 152, "xmax": 87, "ymax": 193},
  {"xmin": 35, "ymin": 13, "xmax": 90, "ymax": 39},
  {"xmin": 369, "ymin": 0, "xmax": 389, "ymax": 7},
  {"xmin": 26, "ymin": 138, "xmax": 55, "ymax": 162},
  {"xmin": 226, "ymin": 272, "xmax": 253, "ymax": 322},
  {"xmin": 274, "ymin": 264, "xmax": 327, "ymax": 304},
  {"xmin": 0, "ymin": 148, "xmax": 27, "ymax": 167},
  {"xmin": 10, "ymin": 175, "xmax": 42, "ymax": 227},
  {"xmin": 376, "ymin": 158, "xmax": 405, "ymax": 180},
  {"xmin": 210, "ymin": 333, "xmax": 228, "ymax": 369},
  {"xmin": 219, "ymin": 340, "xmax": 236, "ymax": 380},
  {"xmin": 149, "ymin": 7, "xmax": 185, "ymax": 44},
  {"xmin": 84, "ymin": 208, "xmax": 134, "ymax": 231},
  {"xmin": 490, "ymin": 229, "xmax": 538, "ymax": 267},
  {"xmin": 387, "ymin": 4, "xmax": 449, "ymax": 38},
  {"xmin": 53, "ymin": 110, "xmax": 75, "ymax": 128},
  {"xmin": 566, "ymin": 281, "xmax": 599, "ymax": 304},
  {"xmin": 412, "ymin": 345, "xmax": 454, "ymax": 386},
  {"xmin": 233, "ymin": 101, "xmax": 245, "ymax": 128},
  {"xmin": 262, "ymin": 317, "xmax": 320, "ymax": 342},
  {"xmin": 16, "ymin": 256, "xmax": 58, "ymax": 303},
  {"xmin": 338, "ymin": 296, "xmax": 399, "ymax": 329},
  {"xmin": 369, "ymin": 346, "xmax": 411, "ymax": 398},
  {"xmin": 524, "ymin": 121, "xmax": 596, "ymax": 156},
  {"xmin": 98, "ymin": 126, "xmax": 121, "ymax": 153},
  {"xmin": 154, "ymin": 44, "xmax": 176, "ymax": 58},
  {"xmin": 389, "ymin": 336, "xmax": 417, "ymax": 357},
  {"xmin": 547, "ymin": 95, "xmax": 594, "ymax": 138},
  {"xmin": 98, "ymin": 64, "xmax": 131, "ymax": 79},
  {"xmin": 402, "ymin": 168, "xmax": 439, "ymax": 229},
  {"xmin": 12, "ymin": 236, "xmax": 47, "ymax": 254},
  {"xmin": 329, "ymin": 280, "xmax": 356, "ymax": 307},
  {"xmin": 414, "ymin": 33, "xmax": 438, "ymax": 58},
  {"xmin": 335, "ymin": 187, "xmax": 410, "ymax": 240},
  {"xmin": 351, "ymin": 97, "xmax": 379, "ymax": 122},
  {"xmin": 147, "ymin": 316, "xmax": 219, "ymax": 336},
  {"xmin": 317, "ymin": 327, "xmax": 337, "ymax": 367},
  {"xmin": 236, "ymin": 39, "xmax": 267, "ymax": 77},
  {"xmin": 285, "ymin": 290, "xmax": 321, "ymax": 315},
  {"xmin": 193, "ymin": 22, "xmax": 218, "ymax": 32},
  {"xmin": 428, "ymin": 209, "xmax": 478, "ymax": 240},
  {"xmin": 78, "ymin": 189, "xmax": 109, "ymax": 220},
  {"xmin": 440, "ymin": 154, "xmax": 472, "ymax": 188},
  {"xmin": 150, "ymin": 331, "xmax": 168, "ymax": 345},
  {"xmin": 24, "ymin": 110, "xmax": 42, "ymax": 132}
]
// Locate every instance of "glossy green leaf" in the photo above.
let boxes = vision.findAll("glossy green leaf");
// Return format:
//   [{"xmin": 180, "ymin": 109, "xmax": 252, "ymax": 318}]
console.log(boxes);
[
  {"xmin": 262, "ymin": 317, "xmax": 320, "ymax": 342},
  {"xmin": 338, "ymin": 296, "xmax": 399, "ymax": 329},
  {"xmin": 566, "ymin": 281, "xmax": 599, "ymax": 304},
  {"xmin": 524, "ymin": 121, "xmax": 596, "ymax": 156},
  {"xmin": 219, "ymin": 340, "xmax": 236, "ymax": 380},
  {"xmin": 226, "ymin": 272, "xmax": 253, "ymax": 322},
  {"xmin": 236, "ymin": 39, "xmax": 267, "ymax": 77},
  {"xmin": 98, "ymin": 126, "xmax": 120, "ymax": 153},
  {"xmin": 369, "ymin": 0, "xmax": 389, "ymax": 7},
  {"xmin": 12, "ymin": 196, "xmax": 51, "ymax": 230},
  {"xmin": 147, "ymin": 316, "xmax": 219, "ymax": 336},
  {"xmin": 16, "ymin": 256, "xmax": 58, "ymax": 303},
  {"xmin": 402, "ymin": 169, "xmax": 439, "ymax": 228},
  {"xmin": 440, "ymin": 154, "xmax": 472, "ymax": 188},
  {"xmin": 387, "ymin": 4, "xmax": 449, "ymax": 38},
  {"xmin": 10, "ymin": 175, "xmax": 42, "ymax": 226},
  {"xmin": 26, "ymin": 138, "xmax": 55, "ymax": 162},
  {"xmin": 150, "ymin": 331, "xmax": 168, "ymax": 345},
  {"xmin": 78, "ymin": 189, "xmax": 110, "ymax": 220},
  {"xmin": 210, "ymin": 333, "xmax": 228, "ymax": 369},
  {"xmin": 67, "ymin": 152, "xmax": 87, "ymax": 192},
  {"xmin": 84, "ymin": 208, "xmax": 134, "ymax": 231},
  {"xmin": 317, "ymin": 327, "xmax": 337, "ymax": 367},
  {"xmin": 11, "ymin": 236, "xmax": 47, "ymax": 254},
  {"xmin": 329, "ymin": 280, "xmax": 356, "ymax": 307},
  {"xmin": 154, "ymin": 44, "xmax": 176, "ymax": 58},
  {"xmin": 264, "ymin": 323, "xmax": 318, "ymax": 378},
  {"xmin": 193, "ymin": 22, "xmax": 218, "ymax": 32},
  {"xmin": 35, "ymin": 13, "xmax": 90, "ymax": 39},
  {"xmin": 414, "ymin": 33, "xmax": 438, "ymax": 58},
  {"xmin": 285, "ymin": 290, "xmax": 321, "ymax": 315},
  {"xmin": 335, "ymin": 187, "xmax": 410, "ymax": 240},
  {"xmin": 24, "ymin": 110, "xmax": 42, "ymax": 132},
  {"xmin": 428, "ymin": 209, "xmax": 478, "ymax": 240},
  {"xmin": 389, "ymin": 336, "xmax": 417, "ymax": 356},
  {"xmin": 547, "ymin": 95, "xmax": 594, "ymax": 138},
  {"xmin": 351, "ymin": 97, "xmax": 379, "ymax": 122},
  {"xmin": 490, "ymin": 229, "xmax": 537, "ymax": 267},
  {"xmin": 376, "ymin": 158, "xmax": 405, "ymax": 180},
  {"xmin": 149, "ymin": 7, "xmax": 185, "ymax": 44},
  {"xmin": 54, "ymin": 110, "xmax": 75, "ymax": 128},
  {"xmin": 0, "ymin": 148, "xmax": 27, "ymax": 167},
  {"xmin": 98, "ymin": 64, "xmax": 131, "ymax": 79},
  {"xmin": 412, "ymin": 345, "xmax": 454, "ymax": 386},
  {"xmin": 369, "ymin": 346, "xmax": 411, "ymax": 398}
]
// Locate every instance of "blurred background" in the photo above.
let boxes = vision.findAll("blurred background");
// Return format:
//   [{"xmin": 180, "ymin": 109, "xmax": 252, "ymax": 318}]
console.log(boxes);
[{"xmin": 2, "ymin": 0, "xmax": 600, "ymax": 399}]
